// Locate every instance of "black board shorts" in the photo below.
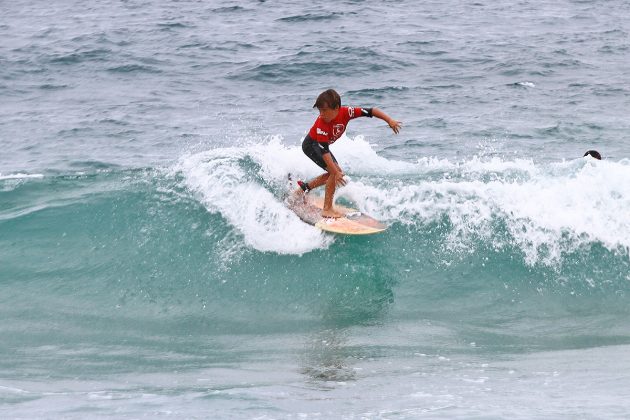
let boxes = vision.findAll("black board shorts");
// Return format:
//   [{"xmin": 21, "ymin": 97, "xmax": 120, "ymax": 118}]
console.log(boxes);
[{"xmin": 302, "ymin": 135, "xmax": 337, "ymax": 170}]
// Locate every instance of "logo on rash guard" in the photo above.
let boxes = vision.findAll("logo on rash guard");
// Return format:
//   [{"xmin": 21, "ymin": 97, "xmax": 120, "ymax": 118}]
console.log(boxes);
[
  {"xmin": 317, "ymin": 128, "xmax": 328, "ymax": 136},
  {"xmin": 333, "ymin": 124, "xmax": 344, "ymax": 137},
  {"xmin": 348, "ymin": 107, "xmax": 354, "ymax": 118}
]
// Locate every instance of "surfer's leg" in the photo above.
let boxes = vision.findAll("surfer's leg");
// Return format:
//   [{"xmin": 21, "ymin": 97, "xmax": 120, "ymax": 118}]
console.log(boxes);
[
  {"xmin": 302, "ymin": 136, "xmax": 329, "ymax": 170},
  {"xmin": 299, "ymin": 137, "xmax": 339, "ymax": 192},
  {"xmin": 305, "ymin": 160, "xmax": 344, "ymax": 190},
  {"xmin": 304, "ymin": 173, "xmax": 329, "ymax": 190},
  {"xmin": 295, "ymin": 173, "xmax": 328, "ymax": 197},
  {"xmin": 321, "ymin": 155, "xmax": 345, "ymax": 218},
  {"xmin": 300, "ymin": 137, "xmax": 344, "ymax": 217}
]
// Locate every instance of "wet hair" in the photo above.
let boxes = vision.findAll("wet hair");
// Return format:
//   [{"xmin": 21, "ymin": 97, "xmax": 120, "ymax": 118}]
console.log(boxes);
[
  {"xmin": 583, "ymin": 150, "xmax": 602, "ymax": 160},
  {"xmin": 313, "ymin": 89, "xmax": 341, "ymax": 110}
]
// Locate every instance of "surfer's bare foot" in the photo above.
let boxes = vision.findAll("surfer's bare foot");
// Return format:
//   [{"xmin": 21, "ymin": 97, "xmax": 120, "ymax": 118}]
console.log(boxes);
[{"xmin": 321, "ymin": 208, "xmax": 344, "ymax": 218}]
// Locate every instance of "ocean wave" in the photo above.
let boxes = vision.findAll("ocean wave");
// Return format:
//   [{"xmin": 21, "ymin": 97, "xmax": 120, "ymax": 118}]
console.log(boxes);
[
  {"xmin": 175, "ymin": 137, "xmax": 630, "ymax": 270},
  {"xmin": 156, "ymin": 22, "xmax": 193, "ymax": 30},
  {"xmin": 2, "ymin": 156, "xmax": 629, "ymax": 326},
  {"xmin": 228, "ymin": 47, "xmax": 394, "ymax": 83},
  {"xmin": 3, "ymin": 139, "xmax": 627, "ymax": 273},
  {"xmin": 0, "ymin": 173, "xmax": 44, "ymax": 181},
  {"xmin": 277, "ymin": 12, "xmax": 347, "ymax": 23},
  {"xmin": 48, "ymin": 48, "xmax": 112, "ymax": 65},
  {"xmin": 211, "ymin": 6, "xmax": 247, "ymax": 13},
  {"xmin": 106, "ymin": 64, "xmax": 162, "ymax": 74},
  {"xmin": 345, "ymin": 86, "xmax": 410, "ymax": 100}
]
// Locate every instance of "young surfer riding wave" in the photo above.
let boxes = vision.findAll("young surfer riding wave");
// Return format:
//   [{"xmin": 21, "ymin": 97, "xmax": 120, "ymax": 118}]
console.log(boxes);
[{"xmin": 296, "ymin": 89, "xmax": 401, "ymax": 218}]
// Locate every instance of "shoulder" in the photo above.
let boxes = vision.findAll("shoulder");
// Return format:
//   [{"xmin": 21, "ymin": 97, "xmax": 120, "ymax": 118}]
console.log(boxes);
[
  {"xmin": 342, "ymin": 106, "xmax": 368, "ymax": 120},
  {"xmin": 340, "ymin": 106, "xmax": 357, "ymax": 119}
]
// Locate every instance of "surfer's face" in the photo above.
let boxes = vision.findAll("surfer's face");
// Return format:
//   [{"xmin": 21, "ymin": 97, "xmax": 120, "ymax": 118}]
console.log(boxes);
[{"xmin": 318, "ymin": 105, "xmax": 339, "ymax": 123}]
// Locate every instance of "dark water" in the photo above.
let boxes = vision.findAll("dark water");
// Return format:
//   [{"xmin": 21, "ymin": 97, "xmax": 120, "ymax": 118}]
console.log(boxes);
[{"xmin": 2, "ymin": 0, "xmax": 630, "ymax": 418}]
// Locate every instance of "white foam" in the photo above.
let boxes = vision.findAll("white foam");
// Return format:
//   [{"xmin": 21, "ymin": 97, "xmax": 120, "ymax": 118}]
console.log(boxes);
[
  {"xmin": 329, "ymin": 135, "xmax": 417, "ymax": 174},
  {"xmin": 176, "ymin": 136, "xmax": 630, "ymax": 264},
  {"xmin": 175, "ymin": 137, "xmax": 332, "ymax": 255},
  {"xmin": 345, "ymin": 155, "xmax": 630, "ymax": 265},
  {"xmin": 0, "ymin": 173, "xmax": 44, "ymax": 180}
]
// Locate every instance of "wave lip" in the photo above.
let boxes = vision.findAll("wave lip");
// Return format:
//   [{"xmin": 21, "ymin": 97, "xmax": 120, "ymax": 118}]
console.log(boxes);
[{"xmin": 176, "ymin": 138, "xmax": 333, "ymax": 255}]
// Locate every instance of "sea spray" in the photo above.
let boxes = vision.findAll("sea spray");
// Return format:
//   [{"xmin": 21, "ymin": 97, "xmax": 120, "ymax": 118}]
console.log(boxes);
[{"xmin": 176, "ymin": 137, "xmax": 630, "ymax": 270}]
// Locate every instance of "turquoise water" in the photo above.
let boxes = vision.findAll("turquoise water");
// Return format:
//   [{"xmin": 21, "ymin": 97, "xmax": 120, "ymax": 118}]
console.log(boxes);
[{"xmin": 2, "ymin": 0, "xmax": 630, "ymax": 418}]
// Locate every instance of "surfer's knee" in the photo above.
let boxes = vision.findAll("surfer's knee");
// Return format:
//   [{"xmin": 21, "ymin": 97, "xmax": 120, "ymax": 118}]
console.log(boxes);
[{"xmin": 327, "ymin": 171, "xmax": 340, "ymax": 184}]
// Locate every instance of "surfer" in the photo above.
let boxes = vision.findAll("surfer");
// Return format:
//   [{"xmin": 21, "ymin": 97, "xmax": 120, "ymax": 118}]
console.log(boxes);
[
  {"xmin": 296, "ymin": 89, "xmax": 401, "ymax": 218},
  {"xmin": 583, "ymin": 150, "xmax": 601, "ymax": 160}
]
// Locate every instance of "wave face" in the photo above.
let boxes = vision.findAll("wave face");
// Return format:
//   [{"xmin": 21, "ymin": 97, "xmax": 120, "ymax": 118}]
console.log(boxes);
[{"xmin": 3, "ymin": 138, "xmax": 630, "ymax": 335}]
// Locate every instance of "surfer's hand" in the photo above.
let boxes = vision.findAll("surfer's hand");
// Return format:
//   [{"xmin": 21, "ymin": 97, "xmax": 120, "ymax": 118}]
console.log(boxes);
[
  {"xmin": 387, "ymin": 119, "xmax": 402, "ymax": 134},
  {"xmin": 333, "ymin": 174, "xmax": 346, "ymax": 187},
  {"xmin": 372, "ymin": 108, "xmax": 401, "ymax": 134},
  {"xmin": 335, "ymin": 170, "xmax": 347, "ymax": 187}
]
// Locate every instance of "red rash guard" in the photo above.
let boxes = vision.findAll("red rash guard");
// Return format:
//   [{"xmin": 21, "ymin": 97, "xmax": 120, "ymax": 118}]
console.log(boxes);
[{"xmin": 308, "ymin": 106, "xmax": 372, "ymax": 145}]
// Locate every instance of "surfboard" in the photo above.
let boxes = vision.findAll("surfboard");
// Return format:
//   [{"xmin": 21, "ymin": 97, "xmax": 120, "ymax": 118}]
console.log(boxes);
[{"xmin": 287, "ymin": 192, "xmax": 387, "ymax": 235}]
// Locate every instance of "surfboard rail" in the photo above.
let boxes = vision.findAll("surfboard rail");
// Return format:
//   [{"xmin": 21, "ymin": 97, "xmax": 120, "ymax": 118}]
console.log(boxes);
[{"xmin": 287, "ymin": 193, "xmax": 387, "ymax": 235}]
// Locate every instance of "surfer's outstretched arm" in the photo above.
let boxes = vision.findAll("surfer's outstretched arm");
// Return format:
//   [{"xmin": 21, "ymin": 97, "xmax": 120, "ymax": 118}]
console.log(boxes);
[{"xmin": 371, "ymin": 108, "xmax": 402, "ymax": 134}]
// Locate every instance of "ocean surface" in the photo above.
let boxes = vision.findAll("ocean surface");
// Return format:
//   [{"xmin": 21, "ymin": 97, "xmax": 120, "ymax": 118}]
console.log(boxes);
[{"xmin": 2, "ymin": 0, "xmax": 630, "ymax": 418}]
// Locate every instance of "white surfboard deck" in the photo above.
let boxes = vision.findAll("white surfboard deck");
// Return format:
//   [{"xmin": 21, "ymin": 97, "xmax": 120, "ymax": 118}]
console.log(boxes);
[{"xmin": 287, "ymin": 192, "xmax": 387, "ymax": 235}]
